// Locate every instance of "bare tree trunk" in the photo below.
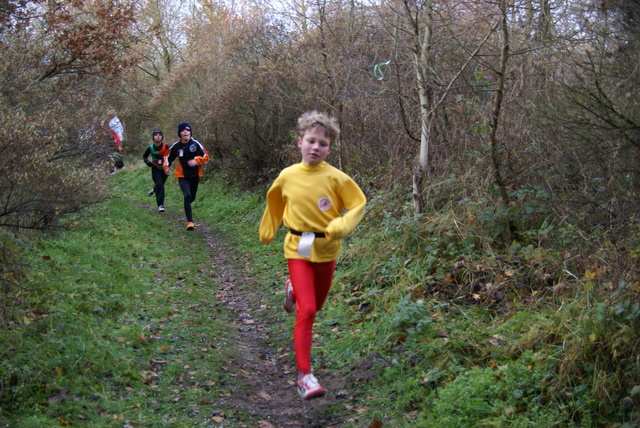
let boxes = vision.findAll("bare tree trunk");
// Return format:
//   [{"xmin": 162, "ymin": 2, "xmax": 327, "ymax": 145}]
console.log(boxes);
[
  {"xmin": 489, "ymin": 0, "xmax": 516, "ymax": 242},
  {"xmin": 409, "ymin": 0, "xmax": 434, "ymax": 214},
  {"xmin": 386, "ymin": 0, "xmax": 498, "ymax": 215}
]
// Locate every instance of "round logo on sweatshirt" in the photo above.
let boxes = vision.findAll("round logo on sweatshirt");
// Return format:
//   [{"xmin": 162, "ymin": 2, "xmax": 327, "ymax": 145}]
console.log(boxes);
[
  {"xmin": 189, "ymin": 144, "xmax": 197, "ymax": 152},
  {"xmin": 318, "ymin": 197, "xmax": 332, "ymax": 212}
]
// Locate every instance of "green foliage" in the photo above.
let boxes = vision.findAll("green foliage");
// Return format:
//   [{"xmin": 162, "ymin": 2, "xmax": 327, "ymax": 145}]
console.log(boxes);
[
  {"xmin": 2, "ymin": 163, "xmax": 640, "ymax": 427},
  {"xmin": 420, "ymin": 351, "xmax": 575, "ymax": 427},
  {"xmin": 323, "ymin": 183, "xmax": 640, "ymax": 426},
  {"xmin": 390, "ymin": 294, "xmax": 434, "ymax": 336}
]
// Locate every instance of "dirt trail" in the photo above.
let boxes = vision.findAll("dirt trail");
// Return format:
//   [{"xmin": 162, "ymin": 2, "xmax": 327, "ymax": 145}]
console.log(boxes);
[{"xmin": 193, "ymin": 224, "xmax": 357, "ymax": 427}]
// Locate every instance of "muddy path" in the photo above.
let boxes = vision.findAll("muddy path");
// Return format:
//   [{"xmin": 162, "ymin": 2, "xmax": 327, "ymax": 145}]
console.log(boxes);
[{"xmin": 186, "ymin": 222, "xmax": 368, "ymax": 427}]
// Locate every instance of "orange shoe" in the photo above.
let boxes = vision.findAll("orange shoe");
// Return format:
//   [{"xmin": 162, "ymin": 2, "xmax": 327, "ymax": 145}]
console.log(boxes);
[{"xmin": 187, "ymin": 222, "xmax": 195, "ymax": 230}]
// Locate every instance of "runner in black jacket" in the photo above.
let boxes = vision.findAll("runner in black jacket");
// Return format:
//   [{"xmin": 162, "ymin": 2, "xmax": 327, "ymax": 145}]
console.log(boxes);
[
  {"xmin": 164, "ymin": 123, "xmax": 210, "ymax": 230},
  {"xmin": 142, "ymin": 129, "xmax": 170, "ymax": 212}
]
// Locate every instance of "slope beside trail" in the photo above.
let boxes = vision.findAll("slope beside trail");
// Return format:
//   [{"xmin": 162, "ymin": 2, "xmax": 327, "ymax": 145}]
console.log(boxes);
[{"xmin": 165, "ymin": 218, "xmax": 374, "ymax": 427}]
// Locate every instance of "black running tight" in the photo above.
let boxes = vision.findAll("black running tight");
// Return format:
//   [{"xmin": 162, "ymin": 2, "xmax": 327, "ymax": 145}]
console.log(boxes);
[{"xmin": 178, "ymin": 177, "xmax": 199, "ymax": 222}]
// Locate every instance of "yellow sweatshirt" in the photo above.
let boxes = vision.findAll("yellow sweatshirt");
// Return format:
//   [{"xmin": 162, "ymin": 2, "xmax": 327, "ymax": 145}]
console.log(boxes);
[{"xmin": 259, "ymin": 161, "xmax": 366, "ymax": 262}]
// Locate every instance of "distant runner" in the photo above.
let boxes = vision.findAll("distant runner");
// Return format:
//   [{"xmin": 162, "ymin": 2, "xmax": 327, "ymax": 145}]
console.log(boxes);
[
  {"xmin": 164, "ymin": 123, "xmax": 209, "ymax": 230},
  {"xmin": 143, "ymin": 129, "xmax": 170, "ymax": 212}
]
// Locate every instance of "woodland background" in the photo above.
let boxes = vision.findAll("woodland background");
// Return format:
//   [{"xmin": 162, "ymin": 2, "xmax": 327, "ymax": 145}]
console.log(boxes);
[
  {"xmin": 2, "ymin": 0, "xmax": 639, "ymax": 235},
  {"xmin": 1, "ymin": 0, "xmax": 640, "ymax": 425}
]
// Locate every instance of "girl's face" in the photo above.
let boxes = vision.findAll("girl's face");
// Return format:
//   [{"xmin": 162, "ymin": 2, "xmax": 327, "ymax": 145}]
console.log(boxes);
[
  {"xmin": 298, "ymin": 126, "xmax": 331, "ymax": 166},
  {"xmin": 153, "ymin": 133, "xmax": 163, "ymax": 142}
]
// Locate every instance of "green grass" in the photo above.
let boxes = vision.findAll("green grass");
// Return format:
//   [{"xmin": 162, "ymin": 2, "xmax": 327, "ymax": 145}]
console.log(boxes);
[
  {"xmin": 2, "ymin": 158, "xmax": 639, "ymax": 427},
  {"xmin": 0, "ymin": 160, "xmax": 289, "ymax": 426},
  {"xmin": 1, "ymin": 195, "xmax": 234, "ymax": 425}
]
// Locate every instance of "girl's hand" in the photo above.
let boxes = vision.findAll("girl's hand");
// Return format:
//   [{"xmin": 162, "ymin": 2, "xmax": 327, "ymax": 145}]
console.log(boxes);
[
  {"xmin": 164, "ymin": 168, "xmax": 171, "ymax": 175},
  {"xmin": 187, "ymin": 159, "xmax": 197, "ymax": 167}
]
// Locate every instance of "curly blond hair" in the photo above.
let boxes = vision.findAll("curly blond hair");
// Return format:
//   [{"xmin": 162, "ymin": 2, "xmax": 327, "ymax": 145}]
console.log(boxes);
[{"xmin": 297, "ymin": 110, "xmax": 340, "ymax": 144}]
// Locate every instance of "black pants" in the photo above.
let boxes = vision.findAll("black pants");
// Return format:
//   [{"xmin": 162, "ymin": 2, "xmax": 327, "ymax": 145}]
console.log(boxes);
[
  {"xmin": 178, "ymin": 177, "xmax": 199, "ymax": 222},
  {"xmin": 111, "ymin": 152, "xmax": 124, "ymax": 169},
  {"xmin": 152, "ymin": 168, "xmax": 168, "ymax": 206}
]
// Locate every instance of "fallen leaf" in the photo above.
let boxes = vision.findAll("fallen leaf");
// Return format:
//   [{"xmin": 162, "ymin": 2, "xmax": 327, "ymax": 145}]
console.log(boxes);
[
  {"xmin": 134, "ymin": 333, "xmax": 148, "ymax": 344},
  {"xmin": 467, "ymin": 214, "xmax": 477, "ymax": 226},
  {"xmin": 552, "ymin": 282, "xmax": 570, "ymax": 293},
  {"xmin": 259, "ymin": 391, "xmax": 272, "ymax": 400},
  {"xmin": 584, "ymin": 267, "xmax": 599, "ymax": 279},
  {"xmin": 406, "ymin": 410, "xmax": 419, "ymax": 419}
]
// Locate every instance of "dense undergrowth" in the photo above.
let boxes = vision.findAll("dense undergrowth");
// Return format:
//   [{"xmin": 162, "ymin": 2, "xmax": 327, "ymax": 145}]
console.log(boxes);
[
  {"xmin": 322, "ymin": 185, "xmax": 640, "ymax": 426},
  {"xmin": 1, "ymin": 159, "xmax": 639, "ymax": 426}
]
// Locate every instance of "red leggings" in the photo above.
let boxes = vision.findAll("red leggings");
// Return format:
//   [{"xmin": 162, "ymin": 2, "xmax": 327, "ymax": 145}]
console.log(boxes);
[{"xmin": 287, "ymin": 259, "xmax": 336, "ymax": 372}]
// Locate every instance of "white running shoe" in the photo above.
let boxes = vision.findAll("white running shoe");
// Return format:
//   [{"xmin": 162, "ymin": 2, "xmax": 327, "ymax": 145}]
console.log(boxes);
[
  {"xmin": 283, "ymin": 279, "xmax": 295, "ymax": 313},
  {"xmin": 158, "ymin": 205, "xmax": 165, "ymax": 212},
  {"xmin": 298, "ymin": 373, "xmax": 325, "ymax": 400},
  {"xmin": 147, "ymin": 188, "xmax": 155, "ymax": 196}
]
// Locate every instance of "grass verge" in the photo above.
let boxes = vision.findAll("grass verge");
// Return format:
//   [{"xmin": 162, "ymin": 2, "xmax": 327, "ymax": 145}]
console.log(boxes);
[{"xmin": 0, "ymin": 161, "xmax": 289, "ymax": 426}]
